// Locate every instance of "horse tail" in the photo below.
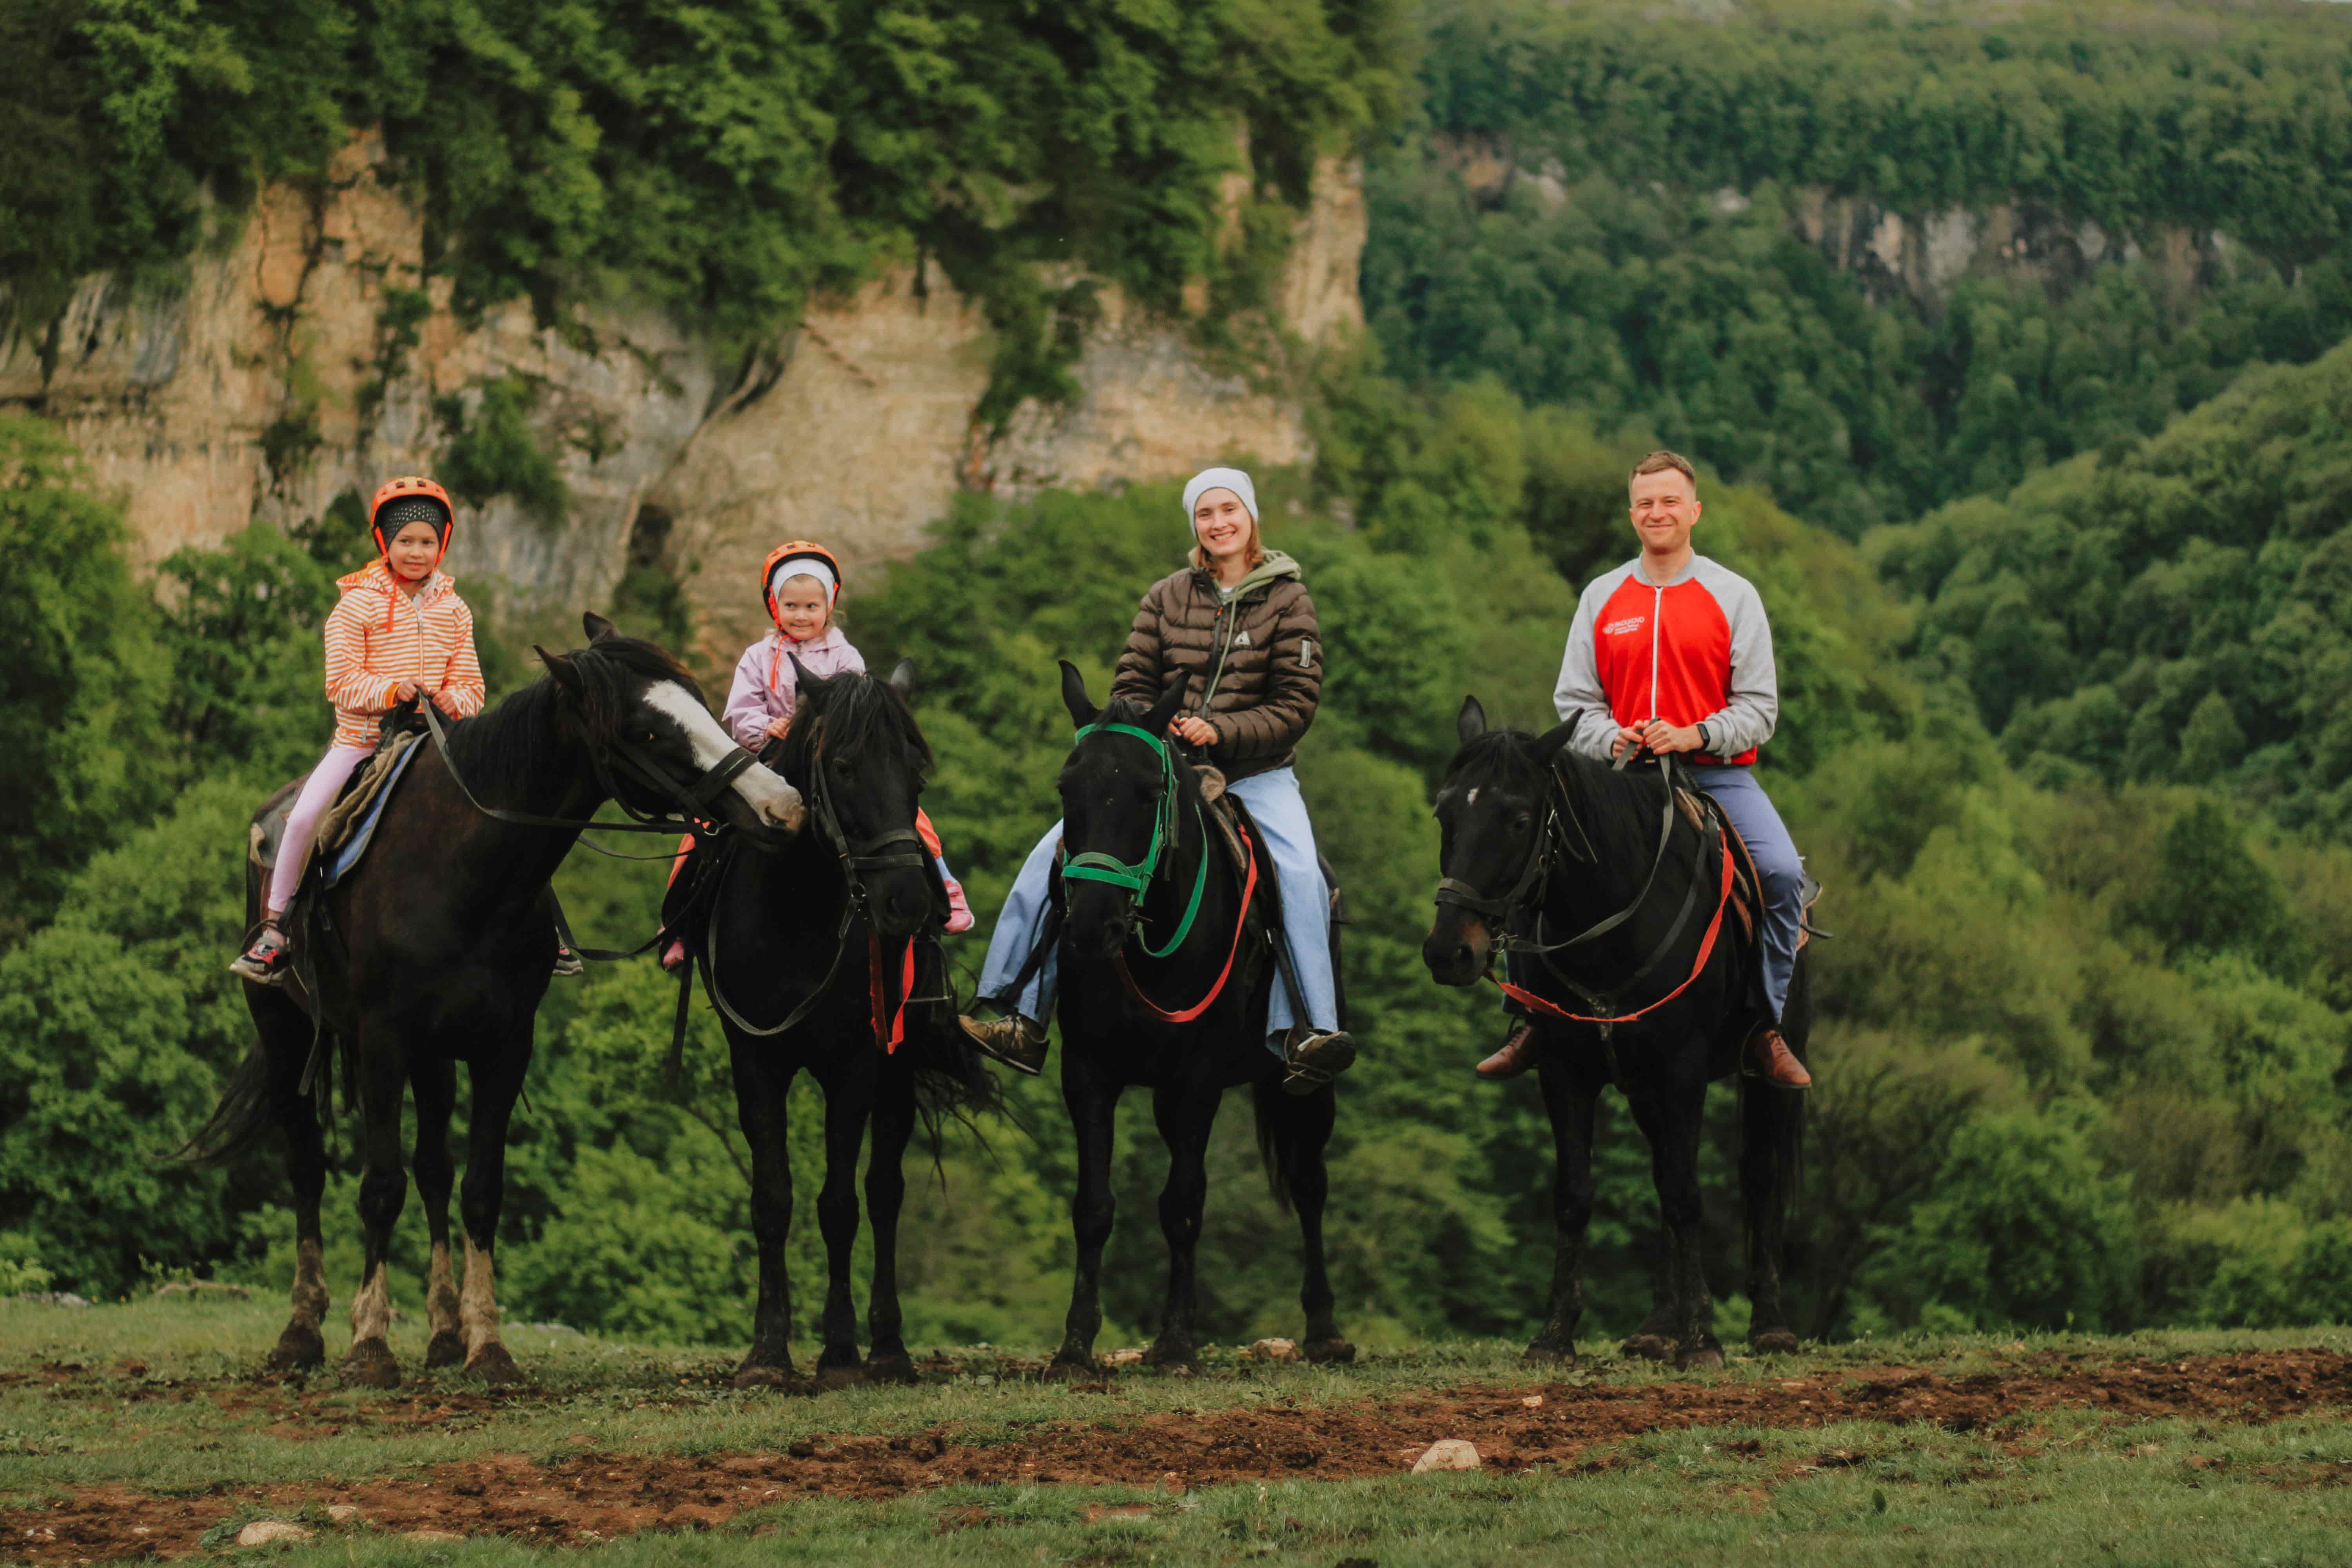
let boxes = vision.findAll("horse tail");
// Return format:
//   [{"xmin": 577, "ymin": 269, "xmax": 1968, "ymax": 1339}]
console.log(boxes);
[
  {"xmin": 902, "ymin": 942, "xmax": 1005, "ymax": 1145},
  {"xmin": 1251, "ymin": 1078, "xmax": 1297, "ymax": 1215},
  {"xmin": 175, "ymin": 1036, "xmax": 304, "ymax": 1167}
]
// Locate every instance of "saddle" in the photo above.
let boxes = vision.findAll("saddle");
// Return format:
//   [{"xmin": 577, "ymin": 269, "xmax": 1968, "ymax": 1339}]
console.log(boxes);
[
  {"xmin": 247, "ymin": 726, "xmax": 425, "ymax": 891},
  {"xmin": 1671, "ymin": 786, "xmax": 1826, "ymax": 955}
]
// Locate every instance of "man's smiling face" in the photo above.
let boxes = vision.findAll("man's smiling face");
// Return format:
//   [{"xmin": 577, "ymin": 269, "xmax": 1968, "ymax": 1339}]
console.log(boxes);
[{"xmin": 1628, "ymin": 466, "xmax": 1700, "ymax": 557}]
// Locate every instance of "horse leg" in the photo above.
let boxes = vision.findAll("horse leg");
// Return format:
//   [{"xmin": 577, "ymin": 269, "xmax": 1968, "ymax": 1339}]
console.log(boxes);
[
  {"xmin": 862, "ymin": 1068, "xmax": 918, "ymax": 1385},
  {"xmin": 256, "ymin": 1005, "xmax": 330, "ymax": 1372},
  {"xmin": 1046, "ymin": 1062, "xmax": 1120, "ymax": 1381},
  {"xmin": 1144, "ymin": 1080, "xmax": 1218, "ymax": 1375},
  {"xmin": 1526, "ymin": 1061, "xmax": 1598, "ymax": 1365},
  {"xmin": 812, "ymin": 1055, "xmax": 875, "ymax": 1388},
  {"xmin": 1741, "ymin": 1075, "xmax": 1801, "ymax": 1354},
  {"xmin": 409, "ymin": 1056, "xmax": 466, "ymax": 1370},
  {"xmin": 1253, "ymin": 1081, "xmax": 1352, "ymax": 1363},
  {"xmin": 1626, "ymin": 1082, "xmax": 1722, "ymax": 1370},
  {"xmin": 453, "ymin": 1038, "xmax": 530, "ymax": 1385},
  {"xmin": 340, "ymin": 1031, "xmax": 408, "ymax": 1390},
  {"xmin": 729, "ymin": 1036, "xmax": 800, "ymax": 1389}
]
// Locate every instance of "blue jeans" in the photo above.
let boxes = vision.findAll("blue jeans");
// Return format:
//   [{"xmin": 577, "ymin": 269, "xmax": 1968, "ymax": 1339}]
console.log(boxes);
[
  {"xmin": 974, "ymin": 766, "xmax": 1336, "ymax": 1056},
  {"xmin": 1687, "ymin": 764, "xmax": 1801, "ymax": 1024}
]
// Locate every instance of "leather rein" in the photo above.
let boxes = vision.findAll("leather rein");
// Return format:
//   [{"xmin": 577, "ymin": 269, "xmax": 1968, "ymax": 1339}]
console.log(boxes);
[
  {"xmin": 698, "ymin": 721, "xmax": 930, "ymax": 1048},
  {"xmin": 1435, "ymin": 738, "xmax": 1735, "ymax": 1033}
]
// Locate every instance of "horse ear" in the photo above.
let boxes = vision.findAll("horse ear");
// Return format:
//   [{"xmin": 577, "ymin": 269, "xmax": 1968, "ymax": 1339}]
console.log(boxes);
[
  {"xmin": 1059, "ymin": 659, "xmax": 1099, "ymax": 728},
  {"xmin": 1457, "ymin": 694, "xmax": 1488, "ymax": 746},
  {"xmin": 1538, "ymin": 713, "xmax": 1582, "ymax": 759},
  {"xmin": 538, "ymin": 646, "xmax": 584, "ymax": 700},
  {"xmin": 1145, "ymin": 668, "xmax": 1192, "ymax": 735},
  {"xmin": 787, "ymin": 652, "xmax": 825, "ymax": 703},
  {"xmin": 888, "ymin": 658, "xmax": 916, "ymax": 699},
  {"xmin": 582, "ymin": 611, "xmax": 618, "ymax": 644}
]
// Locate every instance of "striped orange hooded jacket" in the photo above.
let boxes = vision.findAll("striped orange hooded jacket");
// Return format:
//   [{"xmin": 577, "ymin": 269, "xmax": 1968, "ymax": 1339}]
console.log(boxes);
[{"xmin": 324, "ymin": 560, "xmax": 486, "ymax": 748}]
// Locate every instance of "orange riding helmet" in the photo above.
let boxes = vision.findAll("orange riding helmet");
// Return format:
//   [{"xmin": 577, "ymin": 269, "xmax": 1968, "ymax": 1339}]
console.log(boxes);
[
  {"xmin": 369, "ymin": 476, "xmax": 456, "ymax": 566},
  {"xmin": 760, "ymin": 540, "xmax": 844, "ymax": 630}
]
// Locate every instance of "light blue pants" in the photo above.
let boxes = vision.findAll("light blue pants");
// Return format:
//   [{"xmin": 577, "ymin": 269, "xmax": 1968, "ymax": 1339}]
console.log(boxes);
[
  {"xmin": 975, "ymin": 766, "xmax": 1337, "ymax": 1055},
  {"xmin": 1505, "ymin": 763, "xmax": 1801, "ymax": 1026}
]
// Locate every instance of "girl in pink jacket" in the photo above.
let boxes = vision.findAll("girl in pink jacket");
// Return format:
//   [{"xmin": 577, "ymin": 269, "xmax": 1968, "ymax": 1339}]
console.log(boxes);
[{"xmin": 661, "ymin": 543, "xmax": 971, "ymax": 969}]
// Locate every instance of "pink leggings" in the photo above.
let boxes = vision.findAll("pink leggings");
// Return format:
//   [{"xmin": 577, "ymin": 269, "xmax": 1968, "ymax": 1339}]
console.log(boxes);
[{"xmin": 266, "ymin": 744, "xmax": 375, "ymax": 916}]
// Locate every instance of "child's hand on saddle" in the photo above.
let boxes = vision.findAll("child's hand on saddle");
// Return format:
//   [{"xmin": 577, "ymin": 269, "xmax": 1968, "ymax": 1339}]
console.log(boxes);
[{"xmin": 1170, "ymin": 716, "xmax": 1219, "ymax": 748}]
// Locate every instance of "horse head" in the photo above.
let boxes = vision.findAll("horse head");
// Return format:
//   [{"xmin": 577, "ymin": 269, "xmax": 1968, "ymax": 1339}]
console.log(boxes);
[
  {"xmin": 1056, "ymin": 660, "xmax": 1193, "ymax": 961},
  {"xmin": 1425, "ymin": 694, "xmax": 1580, "ymax": 986},
  {"xmin": 539, "ymin": 612, "xmax": 805, "ymax": 837},
  {"xmin": 777, "ymin": 654, "xmax": 936, "ymax": 939}
]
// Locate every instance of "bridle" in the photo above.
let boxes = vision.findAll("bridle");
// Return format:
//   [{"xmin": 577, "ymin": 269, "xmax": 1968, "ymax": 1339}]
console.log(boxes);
[
  {"xmin": 1434, "ymin": 733, "xmax": 1733, "ymax": 1034},
  {"xmin": 1058, "ymin": 719, "xmax": 1210, "ymax": 958},
  {"xmin": 700, "ymin": 715, "xmax": 931, "ymax": 1044}
]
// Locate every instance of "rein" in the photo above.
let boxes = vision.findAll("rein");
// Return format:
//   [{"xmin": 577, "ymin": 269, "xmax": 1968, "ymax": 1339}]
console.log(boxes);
[
  {"xmin": 1437, "ymin": 742, "xmax": 1734, "ymax": 1035},
  {"xmin": 1059, "ymin": 719, "xmax": 1250, "ymax": 1021},
  {"xmin": 699, "ymin": 718, "xmax": 927, "ymax": 1051}
]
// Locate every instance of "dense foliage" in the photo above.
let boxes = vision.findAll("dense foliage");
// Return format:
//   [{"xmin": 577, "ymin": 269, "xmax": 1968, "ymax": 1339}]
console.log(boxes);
[
  {"xmin": 0, "ymin": 0, "xmax": 1404, "ymax": 367},
  {"xmin": 1364, "ymin": 0, "xmax": 2352, "ymax": 535}
]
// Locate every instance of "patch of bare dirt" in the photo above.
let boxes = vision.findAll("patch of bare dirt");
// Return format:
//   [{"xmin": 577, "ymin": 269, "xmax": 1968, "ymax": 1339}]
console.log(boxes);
[{"xmin": 9, "ymin": 1350, "xmax": 2352, "ymax": 1562}]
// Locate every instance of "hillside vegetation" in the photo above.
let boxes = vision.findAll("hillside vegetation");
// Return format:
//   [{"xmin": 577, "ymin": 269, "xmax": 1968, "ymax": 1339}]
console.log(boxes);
[{"xmin": 4, "ymin": 0, "xmax": 2352, "ymax": 1357}]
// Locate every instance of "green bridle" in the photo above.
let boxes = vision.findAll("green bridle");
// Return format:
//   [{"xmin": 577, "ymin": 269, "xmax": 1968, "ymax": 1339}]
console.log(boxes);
[{"xmin": 1059, "ymin": 720, "xmax": 1211, "ymax": 959}]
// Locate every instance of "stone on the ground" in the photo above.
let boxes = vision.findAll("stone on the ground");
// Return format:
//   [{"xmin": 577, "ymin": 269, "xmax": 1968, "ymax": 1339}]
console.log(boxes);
[
  {"xmin": 152, "ymin": 1280, "xmax": 251, "ymax": 1300},
  {"xmin": 1250, "ymin": 1338, "xmax": 1299, "ymax": 1362},
  {"xmin": 236, "ymin": 1519, "xmax": 312, "ymax": 1545},
  {"xmin": 1102, "ymin": 1348, "xmax": 1145, "ymax": 1366},
  {"xmin": 405, "ymin": 1528, "xmax": 465, "ymax": 1542},
  {"xmin": 1411, "ymin": 1439, "xmax": 1481, "ymax": 1474},
  {"xmin": 325, "ymin": 1505, "xmax": 360, "ymax": 1524}
]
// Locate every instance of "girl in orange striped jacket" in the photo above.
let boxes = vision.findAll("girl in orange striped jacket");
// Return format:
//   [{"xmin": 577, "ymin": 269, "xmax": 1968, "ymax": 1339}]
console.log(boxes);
[{"xmin": 232, "ymin": 479, "xmax": 488, "ymax": 983}]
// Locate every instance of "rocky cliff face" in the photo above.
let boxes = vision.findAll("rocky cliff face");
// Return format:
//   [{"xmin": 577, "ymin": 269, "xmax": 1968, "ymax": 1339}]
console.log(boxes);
[{"xmin": 0, "ymin": 134, "xmax": 1365, "ymax": 662}]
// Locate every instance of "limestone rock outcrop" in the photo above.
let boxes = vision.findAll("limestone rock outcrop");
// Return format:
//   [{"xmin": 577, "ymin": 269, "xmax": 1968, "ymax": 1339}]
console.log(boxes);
[{"xmin": 0, "ymin": 134, "xmax": 1365, "ymax": 662}]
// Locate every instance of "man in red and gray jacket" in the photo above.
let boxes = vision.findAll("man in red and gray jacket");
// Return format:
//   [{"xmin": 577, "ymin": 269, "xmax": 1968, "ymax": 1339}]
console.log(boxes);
[{"xmin": 1480, "ymin": 449, "xmax": 1811, "ymax": 1089}]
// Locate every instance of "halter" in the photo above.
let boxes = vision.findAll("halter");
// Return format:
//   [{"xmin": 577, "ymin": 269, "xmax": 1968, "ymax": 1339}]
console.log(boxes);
[{"xmin": 1059, "ymin": 720, "xmax": 1210, "ymax": 958}]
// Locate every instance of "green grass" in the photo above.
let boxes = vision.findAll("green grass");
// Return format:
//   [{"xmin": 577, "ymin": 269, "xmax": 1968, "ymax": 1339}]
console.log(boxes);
[{"xmin": 7, "ymin": 1296, "xmax": 2352, "ymax": 1563}]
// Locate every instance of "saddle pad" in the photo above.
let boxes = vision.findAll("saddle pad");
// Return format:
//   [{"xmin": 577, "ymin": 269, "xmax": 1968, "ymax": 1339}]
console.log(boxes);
[{"xmin": 319, "ymin": 737, "xmax": 422, "ymax": 887}]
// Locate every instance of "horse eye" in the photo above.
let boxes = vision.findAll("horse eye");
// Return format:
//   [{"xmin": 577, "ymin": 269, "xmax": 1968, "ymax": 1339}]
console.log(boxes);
[{"xmin": 1514, "ymin": 813, "xmax": 1534, "ymax": 830}]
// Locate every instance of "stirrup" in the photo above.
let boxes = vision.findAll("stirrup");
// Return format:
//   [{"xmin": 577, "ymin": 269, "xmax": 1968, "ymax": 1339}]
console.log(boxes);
[
  {"xmin": 230, "ymin": 924, "xmax": 292, "ymax": 987},
  {"xmin": 960, "ymin": 1014, "xmax": 1047, "ymax": 1076}
]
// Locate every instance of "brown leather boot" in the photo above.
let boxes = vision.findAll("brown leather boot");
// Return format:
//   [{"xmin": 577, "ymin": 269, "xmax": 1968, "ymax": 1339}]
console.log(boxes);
[
  {"xmin": 1476, "ymin": 1023, "xmax": 1541, "ymax": 1080},
  {"xmin": 959, "ymin": 1013, "xmax": 1047, "ymax": 1076},
  {"xmin": 1746, "ymin": 1027, "xmax": 1811, "ymax": 1089}
]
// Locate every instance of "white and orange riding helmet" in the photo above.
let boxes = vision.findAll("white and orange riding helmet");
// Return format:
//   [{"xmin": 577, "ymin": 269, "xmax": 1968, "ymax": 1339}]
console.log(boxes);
[{"xmin": 760, "ymin": 540, "xmax": 843, "ymax": 630}]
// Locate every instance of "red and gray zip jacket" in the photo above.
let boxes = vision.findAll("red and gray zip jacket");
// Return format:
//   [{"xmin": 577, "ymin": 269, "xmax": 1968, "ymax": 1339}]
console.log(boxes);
[{"xmin": 1552, "ymin": 555, "xmax": 1777, "ymax": 766}]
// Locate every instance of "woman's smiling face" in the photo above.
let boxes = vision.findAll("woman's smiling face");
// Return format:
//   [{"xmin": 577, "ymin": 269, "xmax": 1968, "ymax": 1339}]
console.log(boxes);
[{"xmin": 1192, "ymin": 488, "xmax": 1254, "ymax": 564}]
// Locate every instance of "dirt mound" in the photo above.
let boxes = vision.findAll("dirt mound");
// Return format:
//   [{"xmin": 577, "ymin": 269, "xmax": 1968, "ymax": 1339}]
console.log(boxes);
[{"xmin": 11, "ymin": 1350, "xmax": 2349, "ymax": 1562}]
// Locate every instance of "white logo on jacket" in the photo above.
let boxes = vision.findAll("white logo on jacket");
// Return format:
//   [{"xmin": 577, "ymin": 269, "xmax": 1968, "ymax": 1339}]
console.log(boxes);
[{"xmin": 1602, "ymin": 616, "xmax": 1648, "ymax": 637}]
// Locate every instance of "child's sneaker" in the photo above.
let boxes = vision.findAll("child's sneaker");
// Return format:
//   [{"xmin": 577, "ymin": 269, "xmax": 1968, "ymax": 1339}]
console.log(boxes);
[
  {"xmin": 230, "ymin": 923, "xmax": 292, "ymax": 986},
  {"xmin": 941, "ymin": 874, "xmax": 975, "ymax": 934},
  {"xmin": 659, "ymin": 938, "xmax": 690, "ymax": 973}
]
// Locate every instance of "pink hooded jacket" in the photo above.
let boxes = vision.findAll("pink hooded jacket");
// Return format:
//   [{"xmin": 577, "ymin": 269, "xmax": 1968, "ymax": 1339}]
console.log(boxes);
[{"xmin": 720, "ymin": 626, "xmax": 864, "ymax": 751}]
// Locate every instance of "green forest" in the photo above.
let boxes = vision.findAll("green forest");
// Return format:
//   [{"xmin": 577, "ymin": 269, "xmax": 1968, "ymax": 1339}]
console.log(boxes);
[{"xmin": 7, "ymin": 0, "xmax": 2352, "ymax": 1354}]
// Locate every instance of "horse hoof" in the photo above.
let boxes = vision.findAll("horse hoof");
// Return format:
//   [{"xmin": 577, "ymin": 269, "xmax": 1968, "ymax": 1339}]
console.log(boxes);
[
  {"xmin": 267, "ymin": 1324, "xmax": 325, "ymax": 1373},
  {"xmin": 864, "ymin": 1352, "xmax": 918, "ymax": 1385},
  {"xmin": 1040, "ymin": 1357, "xmax": 1096, "ymax": 1385},
  {"xmin": 424, "ymin": 1330, "xmax": 466, "ymax": 1369},
  {"xmin": 1619, "ymin": 1334, "xmax": 1672, "ymax": 1362},
  {"xmin": 464, "ymin": 1344, "xmax": 526, "ymax": 1385},
  {"xmin": 338, "ymin": 1339, "xmax": 401, "ymax": 1390},
  {"xmin": 1676, "ymin": 1345, "xmax": 1726, "ymax": 1372},
  {"xmin": 1522, "ymin": 1343, "xmax": 1577, "ymax": 1367},
  {"xmin": 731, "ymin": 1363, "xmax": 796, "ymax": 1392},
  {"xmin": 1749, "ymin": 1328, "xmax": 1800, "ymax": 1356},
  {"xmin": 1303, "ymin": 1338, "xmax": 1357, "ymax": 1365}
]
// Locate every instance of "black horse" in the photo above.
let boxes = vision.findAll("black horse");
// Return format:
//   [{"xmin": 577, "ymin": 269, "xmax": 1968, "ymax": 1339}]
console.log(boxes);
[
  {"xmin": 1044, "ymin": 662, "xmax": 1350, "ymax": 1377},
  {"xmin": 683, "ymin": 657, "xmax": 991, "ymax": 1390},
  {"xmin": 186, "ymin": 614, "xmax": 802, "ymax": 1387},
  {"xmin": 1423, "ymin": 697, "xmax": 1805, "ymax": 1367}
]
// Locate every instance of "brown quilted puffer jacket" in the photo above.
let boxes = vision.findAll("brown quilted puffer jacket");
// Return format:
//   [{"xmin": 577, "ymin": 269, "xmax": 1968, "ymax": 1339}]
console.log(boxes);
[{"xmin": 1111, "ymin": 550, "xmax": 1322, "ymax": 782}]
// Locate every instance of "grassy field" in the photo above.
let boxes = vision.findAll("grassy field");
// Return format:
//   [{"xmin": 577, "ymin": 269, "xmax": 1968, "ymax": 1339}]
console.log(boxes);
[{"xmin": 5, "ymin": 1295, "xmax": 2352, "ymax": 1564}]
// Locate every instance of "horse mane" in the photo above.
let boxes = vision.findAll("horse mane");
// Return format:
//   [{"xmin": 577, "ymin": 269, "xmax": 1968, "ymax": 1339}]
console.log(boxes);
[
  {"xmin": 777, "ymin": 667, "xmax": 934, "ymax": 781},
  {"xmin": 444, "ymin": 635, "xmax": 706, "ymax": 801},
  {"xmin": 1443, "ymin": 726, "xmax": 1664, "ymax": 858}
]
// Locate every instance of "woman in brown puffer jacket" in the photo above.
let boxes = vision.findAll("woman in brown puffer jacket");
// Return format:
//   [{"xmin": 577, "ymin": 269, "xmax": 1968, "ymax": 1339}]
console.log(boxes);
[{"xmin": 961, "ymin": 467, "xmax": 1356, "ymax": 1093}]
